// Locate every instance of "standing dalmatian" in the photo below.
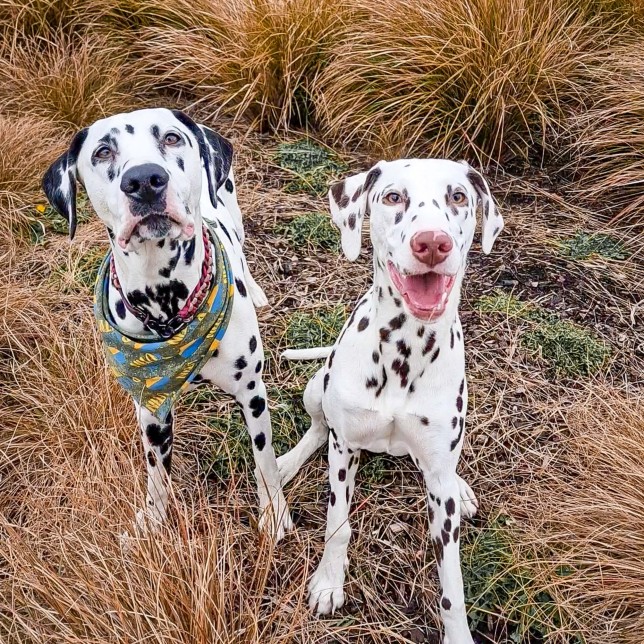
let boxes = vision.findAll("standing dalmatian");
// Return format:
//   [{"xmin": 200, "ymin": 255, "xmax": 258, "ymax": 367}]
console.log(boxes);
[
  {"xmin": 42, "ymin": 108, "xmax": 292, "ymax": 540},
  {"xmin": 280, "ymin": 159, "xmax": 504, "ymax": 642}
]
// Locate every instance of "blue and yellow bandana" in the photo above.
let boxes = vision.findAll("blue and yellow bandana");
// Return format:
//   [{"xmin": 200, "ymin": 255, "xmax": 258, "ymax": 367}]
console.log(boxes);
[{"xmin": 93, "ymin": 227, "xmax": 234, "ymax": 419}]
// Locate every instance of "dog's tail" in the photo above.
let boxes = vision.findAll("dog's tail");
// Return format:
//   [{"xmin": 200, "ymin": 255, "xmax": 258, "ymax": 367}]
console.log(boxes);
[{"xmin": 281, "ymin": 347, "xmax": 333, "ymax": 361}]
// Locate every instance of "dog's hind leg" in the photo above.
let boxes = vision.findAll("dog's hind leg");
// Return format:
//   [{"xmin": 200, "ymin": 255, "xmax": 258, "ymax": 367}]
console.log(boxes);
[
  {"xmin": 134, "ymin": 404, "xmax": 174, "ymax": 531},
  {"xmin": 277, "ymin": 368, "xmax": 328, "ymax": 486}
]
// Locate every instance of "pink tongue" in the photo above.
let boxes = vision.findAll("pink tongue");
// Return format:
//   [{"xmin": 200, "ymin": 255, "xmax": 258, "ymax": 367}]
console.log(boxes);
[{"xmin": 399, "ymin": 272, "xmax": 447, "ymax": 309}]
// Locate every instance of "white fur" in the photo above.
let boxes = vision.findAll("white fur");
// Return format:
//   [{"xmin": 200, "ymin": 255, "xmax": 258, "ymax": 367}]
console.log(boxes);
[{"xmin": 279, "ymin": 159, "xmax": 503, "ymax": 642}]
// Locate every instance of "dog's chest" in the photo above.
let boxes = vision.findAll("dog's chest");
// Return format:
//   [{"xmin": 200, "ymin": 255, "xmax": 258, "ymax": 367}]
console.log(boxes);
[{"xmin": 323, "ymin": 306, "xmax": 465, "ymax": 456}]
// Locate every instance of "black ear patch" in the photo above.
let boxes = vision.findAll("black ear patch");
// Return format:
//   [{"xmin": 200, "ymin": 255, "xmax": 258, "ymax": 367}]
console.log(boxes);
[
  {"xmin": 201, "ymin": 126, "xmax": 233, "ymax": 189},
  {"xmin": 171, "ymin": 109, "xmax": 218, "ymax": 210},
  {"xmin": 42, "ymin": 127, "xmax": 88, "ymax": 240}
]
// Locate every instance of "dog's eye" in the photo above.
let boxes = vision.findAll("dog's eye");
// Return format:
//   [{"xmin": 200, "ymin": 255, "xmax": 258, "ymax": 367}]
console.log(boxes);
[
  {"xmin": 164, "ymin": 132, "xmax": 182, "ymax": 146},
  {"xmin": 451, "ymin": 190, "xmax": 467, "ymax": 206},
  {"xmin": 93, "ymin": 145, "xmax": 111, "ymax": 161},
  {"xmin": 383, "ymin": 191, "xmax": 402, "ymax": 205}
]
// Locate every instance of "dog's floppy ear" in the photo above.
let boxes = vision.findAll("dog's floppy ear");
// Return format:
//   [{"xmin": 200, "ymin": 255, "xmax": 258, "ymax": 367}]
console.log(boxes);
[
  {"xmin": 463, "ymin": 163, "xmax": 503, "ymax": 254},
  {"xmin": 171, "ymin": 110, "xmax": 233, "ymax": 210},
  {"xmin": 328, "ymin": 163, "xmax": 383, "ymax": 261},
  {"xmin": 42, "ymin": 127, "xmax": 89, "ymax": 240},
  {"xmin": 199, "ymin": 125, "xmax": 233, "ymax": 189}
]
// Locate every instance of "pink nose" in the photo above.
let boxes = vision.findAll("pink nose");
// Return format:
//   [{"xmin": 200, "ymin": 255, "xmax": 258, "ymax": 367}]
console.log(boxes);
[{"xmin": 410, "ymin": 231, "xmax": 453, "ymax": 267}]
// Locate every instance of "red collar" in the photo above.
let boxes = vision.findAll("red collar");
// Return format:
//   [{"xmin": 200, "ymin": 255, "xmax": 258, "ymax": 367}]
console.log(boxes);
[{"xmin": 110, "ymin": 226, "xmax": 214, "ymax": 339}]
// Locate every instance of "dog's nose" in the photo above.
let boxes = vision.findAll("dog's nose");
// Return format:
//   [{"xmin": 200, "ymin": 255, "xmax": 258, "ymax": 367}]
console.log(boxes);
[
  {"xmin": 120, "ymin": 163, "xmax": 169, "ymax": 204},
  {"xmin": 410, "ymin": 231, "xmax": 453, "ymax": 267}
]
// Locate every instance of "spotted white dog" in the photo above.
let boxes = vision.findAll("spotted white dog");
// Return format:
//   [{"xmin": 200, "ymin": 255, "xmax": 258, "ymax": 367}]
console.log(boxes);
[
  {"xmin": 280, "ymin": 159, "xmax": 504, "ymax": 642},
  {"xmin": 42, "ymin": 108, "xmax": 292, "ymax": 540}
]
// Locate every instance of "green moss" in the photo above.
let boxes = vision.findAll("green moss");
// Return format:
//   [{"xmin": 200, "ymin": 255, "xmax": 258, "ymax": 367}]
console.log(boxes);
[
  {"xmin": 559, "ymin": 232, "xmax": 628, "ymax": 261},
  {"xmin": 275, "ymin": 139, "xmax": 347, "ymax": 196},
  {"xmin": 462, "ymin": 514, "xmax": 581, "ymax": 643},
  {"xmin": 477, "ymin": 291, "xmax": 609, "ymax": 377},
  {"xmin": 522, "ymin": 320, "xmax": 609, "ymax": 377},
  {"xmin": 285, "ymin": 304, "xmax": 347, "ymax": 349},
  {"xmin": 275, "ymin": 211, "xmax": 340, "ymax": 252}
]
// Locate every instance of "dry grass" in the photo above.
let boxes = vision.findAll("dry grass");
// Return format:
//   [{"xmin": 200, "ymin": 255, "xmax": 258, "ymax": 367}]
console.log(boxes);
[
  {"xmin": 314, "ymin": 0, "xmax": 608, "ymax": 164},
  {"xmin": 568, "ymin": 44, "xmax": 644, "ymax": 221},
  {"xmin": 1, "ymin": 0, "xmax": 644, "ymax": 642}
]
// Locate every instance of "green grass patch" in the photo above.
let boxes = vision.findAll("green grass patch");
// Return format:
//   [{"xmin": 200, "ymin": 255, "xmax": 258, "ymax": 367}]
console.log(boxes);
[
  {"xmin": 31, "ymin": 196, "xmax": 94, "ymax": 243},
  {"xmin": 358, "ymin": 452, "xmax": 403, "ymax": 487},
  {"xmin": 275, "ymin": 139, "xmax": 347, "ymax": 196},
  {"xmin": 52, "ymin": 245, "xmax": 106, "ymax": 293},
  {"xmin": 559, "ymin": 231, "xmax": 628, "ymax": 261},
  {"xmin": 463, "ymin": 513, "xmax": 580, "ymax": 643},
  {"xmin": 523, "ymin": 320, "xmax": 609, "ymax": 378},
  {"xmin": 477, "ymin": 290, "xmax": 609, "ymax": 377},
  {"xmin": 275, "ymin": 211, "xmax": 340, "ymax": 252},
  {"xmin": 285, "ymin": 304, "xmax": 347, "ymax": 349}
]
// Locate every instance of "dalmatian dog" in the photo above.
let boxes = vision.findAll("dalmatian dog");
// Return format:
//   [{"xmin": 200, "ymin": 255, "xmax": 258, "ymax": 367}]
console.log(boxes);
[
  {"xmin": 42, "ymin": 108, "xmax": 292, "ymax": 541},
  {"xmin": 279, "ymin": 159, "xmax": 503, "ymax": 642}
]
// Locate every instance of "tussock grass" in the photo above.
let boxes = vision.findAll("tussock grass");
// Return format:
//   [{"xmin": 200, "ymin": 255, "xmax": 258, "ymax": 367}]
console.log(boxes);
[
  {"xmin": 135, "ymin": 0, "xmax": 351, "ymax": 130},
  {"xmin": 285, "ymin": 304, "xmax": 346, "ymax": 349},
  {"xmin": 314, "ymin": 0, "xmax": 607, "ymax": 163},
  {"xmin": 569, "ymin": 44, "xmax": 644, "ymax": 221},
  {"xmin": 275, "ymin": 211, "xmax": 340, "ymax": 252}
]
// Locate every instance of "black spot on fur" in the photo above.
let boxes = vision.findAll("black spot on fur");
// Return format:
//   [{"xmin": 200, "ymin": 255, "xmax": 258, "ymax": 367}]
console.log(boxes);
[
  {"xmin": 389, "ymin": 313, "xmax": 406, "ymax": 330},
  {"xmin": 441, "ymin": 597, "xmax": 452, "ymax": 611},
  {"xmin": 235, "ymin": 278, "xmax": 247, "ymax": 297},
  {"xmin": 456, "ymin": 396, "xmax": 463, "ymax": 412},
  {"xmin": 254, "ymin": 432, "xmax": 266, "ymax": 450},
  {"xmin": 247, "ymin": 381, "xmax": 256, "ymax": 390},
  {"xmin": 357, "ymin": 316, "xmax": 369, "ymax": 332},
  {"xmin": 430, "ymin": 347, "xmax": 441, "ymax": 363},
  {"xmin": 183, "ymin": 236, "xmax": 196, "ymax": 265},
  {"xmin": 346, "ymin": 487, "xmax": 350, "ymax": 502},
  {"xmin": 445, "ymin": 498, "xmax": 456, "ymax": 516},
  {"xmin": 249, "ymin": 395, "xmax": 266, "ymax": 418},
  {"xmin": 433, "ymin": 536, "xmax": 444, "ymax": 565},
  {"xmin": 219, "ymin": 220, "xmax": 233, "ymax": 243},
  {"xmin": 115, "ymin": 299, "xmax": 126, "ymax": 319},
  {"xmin": 444, "ymin": 518, "xmax": 452, "ymax": 532},
  {"xmin": 451, "ymin": 416, "xmax": 458, "ymax": 429},
  {"xmin": 177, "ymin": 157, "xmax": 184, "ymax": 171},
  {"xmin": 396, "ymin": 339, "xmax": 411, "ymax": 358},
  {"xmin": 375, "ymin": 366, "xmax": 388, "ymax": 397},
  {"xmin": 419, "ymin": 201, "xmax": 425, "ymax": 207},
  {"xmin": 125, "ymin": 124, "xmax": 134, "ymax": 134},
  {"xmin": 328, "ymin": 350, "xmax": 335, "ymax": 369},
  {"xmin": 146, "ymin": 422, "xmax": 172, "ymax": 446},
  {"xmin": 255, "ymin": 360, "xmax": 261, "ymax": 373},
  {"xmin": 453, "ymin": 526, "xmax": 460, "ymax": 542},
  {"xmin": 338, "ymin": 469, "xmax": 346, "ymax": 482},
  {"xmin": 348, "ymin": 213, "xmax": 357, "ymax": 229},
  {"xmin": 420, "ymin": 416, "xmax": 429, "ymax": 426},
  {"xmin": 422, "ymin": 332, "xmax": 436, "ymax": 355},
  {"xmin": 366, "ymin": 376, "xmax": 378, "ymax": 388},
  {"xmin": 379, "ymin": 327, "xmax": 391, "ymax": 342},
  {"xmin": 225, "ymin": 178, "xmax": 234, "ymax": 193},
  {"xmin": 441, "ymin": 529, "xmax": 450, "ymax": 545},
  {"xmin": 459, "ymin": 379, "xmax": 465, "ymax": 395},
  {"xmin": 235, "ymin": 356, "xmax": 247, "ymax": 370},
  {"xmin": 330, "ymin": 491, "xmax": 336, "ymax": 506},
  {"xmin": 249, "ymin": 335, "xmax": 257, "ymax": 353},
  {"xmin": 417, "ymin": 326, "xmax": 425, "ymax": 338},
  {"xmin": 372, "ymin": 351, "xmax": 380, "ymax": 364},
  {"xmin": 450, "ymin": 327, "xmax": 455, "ymax": 349},
  {"xmin": 324, "ymin": 373, "xmax": 330, "ymax": 391},
  {"xmin": 395, "ymin": 212, "xmax": 403, "ymax": 224},
  {"xmin": 147, "ymin": 451, "xmax": 157, "ymax": 467},
  {"xmin": 234, "ymin": 372, "xmax": 242, "ymax": 381}
]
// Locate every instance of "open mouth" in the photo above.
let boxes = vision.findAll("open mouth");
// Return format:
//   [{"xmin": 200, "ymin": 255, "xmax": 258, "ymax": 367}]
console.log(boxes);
[
  {"xmin": 388, "ymin": 261, "xmax": 456, "ymax": 321},
  {"xmin": 117, "ymin": 212, "xmax": 194, "ymax": 249}
]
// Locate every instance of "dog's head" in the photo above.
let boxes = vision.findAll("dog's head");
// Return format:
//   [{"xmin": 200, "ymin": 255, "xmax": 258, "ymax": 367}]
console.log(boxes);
[
  {"xmin": 42, "ymin": 108, "xmax": 232, "ymax": 250},
  {"xmin": 329, "ymin": 158, "xmax": 503, "ymax": 322}
]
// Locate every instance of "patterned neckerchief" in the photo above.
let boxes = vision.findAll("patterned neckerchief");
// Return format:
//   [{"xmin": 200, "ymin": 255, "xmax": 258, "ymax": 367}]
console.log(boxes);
[{"xmin": 93, "ymin": 224, "xmax": 234, "ymax": 419}]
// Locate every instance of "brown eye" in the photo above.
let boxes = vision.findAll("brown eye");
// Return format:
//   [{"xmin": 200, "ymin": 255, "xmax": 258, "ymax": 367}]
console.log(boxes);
[
  {"xmin": 383, "ymin": 191, "xmax": 402, "ymax": 205},
  {"xmin": 94, "ymin": 145, "xmax": 111, "ymax": 160},
  {"xmin": 452, "ymin": 190, "xmax": 467, "ymax": 205},
  {"xmin": 164, "ymin": 132, "xmax": 182, "ymax": 146}
]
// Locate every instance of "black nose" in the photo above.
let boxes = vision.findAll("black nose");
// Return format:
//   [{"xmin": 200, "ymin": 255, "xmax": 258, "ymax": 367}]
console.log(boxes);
[{"xmin": 120, "ymin": 163, "xmax": 169, "ymax": 203}]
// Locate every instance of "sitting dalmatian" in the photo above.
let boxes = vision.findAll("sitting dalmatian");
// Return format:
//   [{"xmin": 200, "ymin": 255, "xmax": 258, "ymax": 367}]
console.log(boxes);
[
  {"xmin": 280, "ymin": 159, "xmax": 504, "ymax": 643},
  {"xmin": 42, "ymin": 108, "xmax": 292, "ymax": 540}
]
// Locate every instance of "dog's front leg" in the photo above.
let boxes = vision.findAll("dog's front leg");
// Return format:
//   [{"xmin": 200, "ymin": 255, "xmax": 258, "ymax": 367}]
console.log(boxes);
[
  {"xmin": 309, "ymin": 432, "xmax": 361, "ymax": 615},
  {"xmin": 236, "ymin": 383, "xmax": 292, "ymax": 541},
  {"xmin": 424, "ymin": 469, "xmax": 474, "ymax": 644},
  {"xmin": 134, "ymin": 403, "xmax": 174, "ymax": 531}
]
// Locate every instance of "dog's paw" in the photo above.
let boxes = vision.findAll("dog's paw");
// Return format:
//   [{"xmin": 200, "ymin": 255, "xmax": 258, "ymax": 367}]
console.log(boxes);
[
  {"xmin": 456, "ymin": 475, "xmax": 478, "ymax": 519},
  {"xmin": 247, "ymin": 276, "xmax": 269, "ymax": 308},
  {"xmin": 308, "ymin": 565, "xmax": 345, "ymax": 615},
  {"xmin": 258, "ymin": 495, "xmax": 293, "ymax": 542},
  {"xmin": 276, "ymin": 451, "xmax": 300, "ymax": 487}
]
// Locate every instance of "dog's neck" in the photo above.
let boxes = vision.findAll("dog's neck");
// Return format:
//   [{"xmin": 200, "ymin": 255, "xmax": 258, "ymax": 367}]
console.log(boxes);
[
  {"xmin": 369, "ymin": 256, "xmax": 463, "ymax": 372},
  {"xmin": 109, "ymin": 216, "xmax": 206, "ymax": 324}
]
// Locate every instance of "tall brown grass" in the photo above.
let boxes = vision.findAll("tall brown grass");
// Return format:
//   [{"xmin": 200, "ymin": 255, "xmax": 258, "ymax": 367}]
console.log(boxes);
[{"xmin": 568, "ymin": 44, "xmax": 644, "ymax": 221}]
